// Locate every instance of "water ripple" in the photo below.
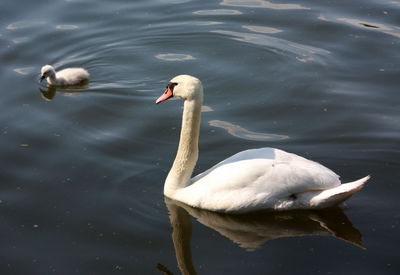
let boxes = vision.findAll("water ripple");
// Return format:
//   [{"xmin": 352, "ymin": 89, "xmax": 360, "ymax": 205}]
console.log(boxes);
[
  {"xmin": 220, "ymin": 0, "xmax": 309, "ymax": 10},
  {"xmin": 209, "ymin": 120, "xmax": 288, "ymax": 141},
  {"xmin": 155, "ymin": 53, "xmax": 196, "ymax": 61},
  {"xmin": 193, "ymin": 9, "xmax": 242, "ymax": 15},
  {"xmin": 211, "ymin": 29, "xmax": 330, "ymax": 63},
  {"xmin": 242, "ymin": 25, "xmax": 282, "ymax": 34}
]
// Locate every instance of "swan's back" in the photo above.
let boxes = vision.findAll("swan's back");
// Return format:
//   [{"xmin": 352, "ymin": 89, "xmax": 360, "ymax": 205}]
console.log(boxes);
[{"xmin": 175, "ymin": 148, "xmax": 341, "ymax": 212}]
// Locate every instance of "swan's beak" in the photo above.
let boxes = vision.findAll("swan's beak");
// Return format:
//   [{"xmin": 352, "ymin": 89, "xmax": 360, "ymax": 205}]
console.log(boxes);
[
  {"xmin": 39, "ymin": 75, "xmax": 45, "ymax": 83},
  {"xmin": 156, "ymin": 87, "xmax": 173, "ymax": 104}
]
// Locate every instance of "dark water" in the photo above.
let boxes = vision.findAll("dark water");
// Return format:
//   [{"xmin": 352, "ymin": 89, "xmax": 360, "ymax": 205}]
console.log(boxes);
[{"xmin": 1, "ymin": 0, "xmax": 399, "ymax": 274}]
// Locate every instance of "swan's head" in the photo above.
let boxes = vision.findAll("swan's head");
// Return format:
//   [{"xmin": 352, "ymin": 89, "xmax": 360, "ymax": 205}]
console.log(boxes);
[
  {"xmin": 40, "ymin": 65, "xmax": 56, "ymax": 82},
  {"xmin": 156, "ymin": 75, "xmax": 203, "ymax": 104}
]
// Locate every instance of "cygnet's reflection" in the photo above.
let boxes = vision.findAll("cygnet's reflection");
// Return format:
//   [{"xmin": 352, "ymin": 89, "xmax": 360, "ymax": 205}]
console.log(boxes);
[
  {"xmin": 161, "ymin": 198, "xmax": 364, "ymax": 275},
  {"xmin": 39, "ymin": 84, "xmax": 88, "ymax": 101}
]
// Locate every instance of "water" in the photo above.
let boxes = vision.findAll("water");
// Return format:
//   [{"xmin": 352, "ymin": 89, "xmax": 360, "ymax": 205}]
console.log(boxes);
[{"xmin": 0, "ymin": 0, "xmax": 399, "ymax": 274}]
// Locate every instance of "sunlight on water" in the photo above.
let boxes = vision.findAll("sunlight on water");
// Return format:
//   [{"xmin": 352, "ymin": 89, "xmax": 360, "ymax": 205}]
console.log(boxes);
[
  {"xmin": 242, "ymin": 25, "xmax": 282, "ymax": 34},
  {"xmin": 6, "ymin": 20, "xmax": 46, "ymax": 30},
  {"xmin": 209, "ymin": 120, "xmax": 289, "ymax": 141},
  {"xmin": 56, "ymin": 25, "xmax": 80, "ymax": 30},
  {"xmin": 155, "ymin": 53, "xmax": 196, "ymax": 61},
  {"xmin": 212, "ymin": 29, "xmax": 330, "ymax": 62},
  {"xmin": 336, "ymin": 17, "xmax": 400, "ymax": 39},
  {"xmin": 13, "ymin": 67, "xmax": 34, "ymax": 75},
  {"xmin": 220, "ymin": 0, "xmax": 309, "ymax": 10},
  {"xmin": 193, "ymin": 9, "xmax": 242, "ymax": 15}
]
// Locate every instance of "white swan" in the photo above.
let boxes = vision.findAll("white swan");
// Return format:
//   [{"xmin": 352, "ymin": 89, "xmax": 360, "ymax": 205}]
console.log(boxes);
[
  {"xmin": 40, "ymin": 65, "xmax": 89, "ymax": 86},
  {"xmin": 156, "ymin": 75, "xmax": 370, "ymax": 213}
]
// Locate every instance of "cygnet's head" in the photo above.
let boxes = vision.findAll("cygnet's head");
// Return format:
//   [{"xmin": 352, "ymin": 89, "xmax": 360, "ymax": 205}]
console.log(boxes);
[
  {"xmin": 40, "ymin": 65, "xmax": 56, "ymax": 82},
  {"xmin": 156, "ymin": 75, "xmax": 203, "ymax": 104}
]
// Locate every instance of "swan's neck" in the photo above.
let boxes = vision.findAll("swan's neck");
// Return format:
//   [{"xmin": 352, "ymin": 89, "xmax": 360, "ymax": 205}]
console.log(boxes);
[
  {"xmin": 47, "ymin": 72, "xmax": 57, "ymax": 85},
  {"xmin": 164, "ymin": 98, "xmax": 202, "ymax": 197}
]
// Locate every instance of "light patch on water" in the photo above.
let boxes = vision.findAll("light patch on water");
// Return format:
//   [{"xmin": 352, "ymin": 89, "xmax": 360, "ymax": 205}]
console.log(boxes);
[
  {"xmin": 193, "ymin": 9, "xmax": 242, "ymax": 15},
  {"xmin": 202, "ymin": 105, "xmax": 214, "ymax": 112},
  {"xmin": 14, "ymin": 67, "xmax": 34, "ymax": 75},
  {"xmin": 336, "ymin": 17, "xmax": 400, "ymax": 39},
  {"xmin": 12, "ymin": 37, "xmax": 29, "ymax": 44},
  {"xmin": 212, "ymin": 30, "xmax": 330, "ymax": 63},
  {"xmin": 220, "ymin": 0, "xmax": 309, "ymax": 10},
  {"xmin": 155, "ymin": 53, "xmax": 195, "ymax": 61},
  {"xmin": 197, "ymin": 21, "xmax": 224, "ymax": 26},
  {"xmin": 159, "ymin": 0, "xmax": 192, "ymax": 3},
  {"xmin": 209, "ymin": 120, "xmax": 288, "ymax": 141},
  {"xmin": 6, "ymin": 20, "xmax": 46, "ymax": 30},
  {"xmin": 242, "ymin": 25, "xmax": 282, "ymax": 34},
  {"xmin": 60, "ymin": 92, "xmax": 81, "ymax": 97},
  {"xmin": 56, "ymin": 25, "xmax": 79, "ymax": 30}
]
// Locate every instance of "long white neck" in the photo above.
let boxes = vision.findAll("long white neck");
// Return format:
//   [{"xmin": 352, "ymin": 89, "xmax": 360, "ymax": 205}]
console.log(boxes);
[{"xmin": 164, "ymin": 96, "xmax": 203, "ymax": 197}]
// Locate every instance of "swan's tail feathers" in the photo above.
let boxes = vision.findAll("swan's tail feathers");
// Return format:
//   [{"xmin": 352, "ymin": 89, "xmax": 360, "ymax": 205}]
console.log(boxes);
[{"xmin": 310, "ymin": 175, "xmax": 370, "ymax": 208}]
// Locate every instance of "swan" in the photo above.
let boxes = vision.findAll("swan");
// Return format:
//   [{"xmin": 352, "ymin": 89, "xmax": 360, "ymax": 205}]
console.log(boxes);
[
  {"xmin": 40, "ymin": 65, "xmax": 89, "ymax": 86},
  {"xmin": 156, "ymin": 74, "xmax": 370, "ymax": 213}
]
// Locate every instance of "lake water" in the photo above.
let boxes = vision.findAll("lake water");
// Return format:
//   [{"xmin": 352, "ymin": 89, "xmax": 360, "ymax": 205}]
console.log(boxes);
[{"xmin": 1, "ymin": 0, "xmax": 399, "ymax": 274}]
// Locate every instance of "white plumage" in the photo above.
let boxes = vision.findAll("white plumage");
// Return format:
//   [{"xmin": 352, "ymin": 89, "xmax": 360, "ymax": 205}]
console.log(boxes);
[
  {"xmin": 40, "ymin": 65, "xmax": 89, "ymax": 86},
  {"xmin": 156, "ymin": 74, "xmax": 370, "ymax": 213}
]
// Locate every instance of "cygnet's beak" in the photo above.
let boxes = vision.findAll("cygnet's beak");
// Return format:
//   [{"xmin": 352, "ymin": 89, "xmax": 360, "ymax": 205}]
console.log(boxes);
[
  {"xmin": 39, "ymin": 75, "xmax": 45, "ymax": 83},
  {"xmin": 156, "ymin": 86, "xmax": 173, "ymax": 104}
]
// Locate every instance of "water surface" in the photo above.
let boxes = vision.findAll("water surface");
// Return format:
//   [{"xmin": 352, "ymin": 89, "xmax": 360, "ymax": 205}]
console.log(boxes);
[{"xmin": 0, "ymin": 0, "xmax": 399, "ymax": 274}]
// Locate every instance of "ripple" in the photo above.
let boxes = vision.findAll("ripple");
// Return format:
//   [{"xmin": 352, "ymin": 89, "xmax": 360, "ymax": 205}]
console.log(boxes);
[
  {"xmin": 212, "ymin": 30, "xmax": 330, "ymax": 62},
  {"xmin": 56, "ymin": 25, "xmax": 79, "ymax": 30},
  {"xmin": 159, "ymin": 0, "xmax": 192, "ymax": 3},
  {"xmin": 242, "ymin": 25, "xmax": 282, "ymax": 34},
  {"xmin": 220, "ymin": 0, "xmax": 309, "ymax": 10},
  {"xmin": 209, "ymin": 120, "xmax": 288, "ymax": 141},
  {"xmin": 202, "ymin": 105, "xmax": 214, "ymax": 112},
  {"xmin": 6, "ymin": 20, "xmax": 46, "ymax": 30},
  {"xmin": 14, "ymin": 67, "xmax": 34, "ymax": 75},
  {"xmin": 336, "ymin": 17, "xmax": 400, "ymax": 39},
  {"xmin": 12, "ymin": 37, "xmax": 29, "ymax": 44},
  {"xmin": 155, "ymin": 53, "xmax": 195, "ymax": 61},
  {"xmin": 193, "ymin": 9, "xmax": 242, "ymax": 15},
  {"xmin": 196, "ymin": 21, "xmax": 224, "ymax": 26}
]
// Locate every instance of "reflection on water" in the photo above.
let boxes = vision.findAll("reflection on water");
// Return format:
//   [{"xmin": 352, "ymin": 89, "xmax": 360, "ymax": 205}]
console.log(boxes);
[
  {"xmin": 220, "ymin": 0, "xmax": 309, "ymax": 10},
  {"xmin": 209, "ymin": 119, "xmax": 288, "ymax": 141},
  {"xmin": 193, "ymin": 9, "xmax": 242, "ymax": 15},
  {"xmin": 13, "ymin": 67, "xmax": 34, "ymax": 75},
  {"xmin": 155, "ymin": 53, "xmax": 196, "ymax": 61},
  {"xmin": 211, "ymin": 30, "xmax": 330, "ymax": 63},
  {"xmin": 318, "ymin": 15, "xmax": 400, "ymax": 39},
  {"xmin": 336, "ymin": 17, "xmax": 400, "ymax": 39},
  {"xmin": 164, "ymin": 198, "xmax": 364, "ymax": 274},
  {"xmin": 6, "ymin": 20, "xmax": 46, "ymax": 30},
  {"xmin": 242, "ymin": 25, "xmax": 282, "ymax": 34},
  {"xmin": 55, "ymin": 25, "xmax": 79, "ymax": 30},
  {"xmin": 39, "ymin": 85, "xmax": 88, "ymax": 101}
]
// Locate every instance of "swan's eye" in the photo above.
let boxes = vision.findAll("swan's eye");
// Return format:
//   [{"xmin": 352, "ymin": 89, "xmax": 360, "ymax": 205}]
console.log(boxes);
[{"xmin": 167, "ymin": 82, "xmax": 178, "ymax": 91}]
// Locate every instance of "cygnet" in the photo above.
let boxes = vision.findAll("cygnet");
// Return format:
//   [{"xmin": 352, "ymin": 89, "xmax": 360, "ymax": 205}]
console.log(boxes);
[{"xmin": 40, "ymin": 65, "xmax": 89, "ymax": 86}]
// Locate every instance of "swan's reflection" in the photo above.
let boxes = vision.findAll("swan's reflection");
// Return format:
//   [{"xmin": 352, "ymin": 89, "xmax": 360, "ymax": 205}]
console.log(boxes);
[
  {"xmin": 39, "ymin": 84, "xmax": 88, "ymax": 101},
  {"xmin": 161, "ymin": 198, "xmax": 364, "ymax": 275},
  {"xmin": 39, "ymin": 86, "xmax": 57, "ymax": 100}
]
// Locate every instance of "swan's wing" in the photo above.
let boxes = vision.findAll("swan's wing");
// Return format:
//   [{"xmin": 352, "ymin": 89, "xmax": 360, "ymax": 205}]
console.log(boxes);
[{"xmin": 179, "ymin": 148, "xmax": 340, "ymax": 212}]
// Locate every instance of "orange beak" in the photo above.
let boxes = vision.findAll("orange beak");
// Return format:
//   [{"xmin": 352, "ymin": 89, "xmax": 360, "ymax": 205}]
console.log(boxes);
[{"xmin": 156, "ymin": 86, "xmax": 173, "ymax": 104}]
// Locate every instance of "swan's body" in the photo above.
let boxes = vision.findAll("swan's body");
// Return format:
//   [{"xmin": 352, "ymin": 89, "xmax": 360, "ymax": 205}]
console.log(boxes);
[
  {"xmin": 40, "ymin": 65, "xmax": 89, "ymax": 86},
  {"xmin": 156, "ymin": 75, "xmax": 369, "ymax": 213}
]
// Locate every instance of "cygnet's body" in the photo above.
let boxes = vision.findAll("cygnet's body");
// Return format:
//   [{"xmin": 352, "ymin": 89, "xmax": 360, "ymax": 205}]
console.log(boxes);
[{"xmin": 40, "ymin": 65, "xmax": 89, "ymax": 86}]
